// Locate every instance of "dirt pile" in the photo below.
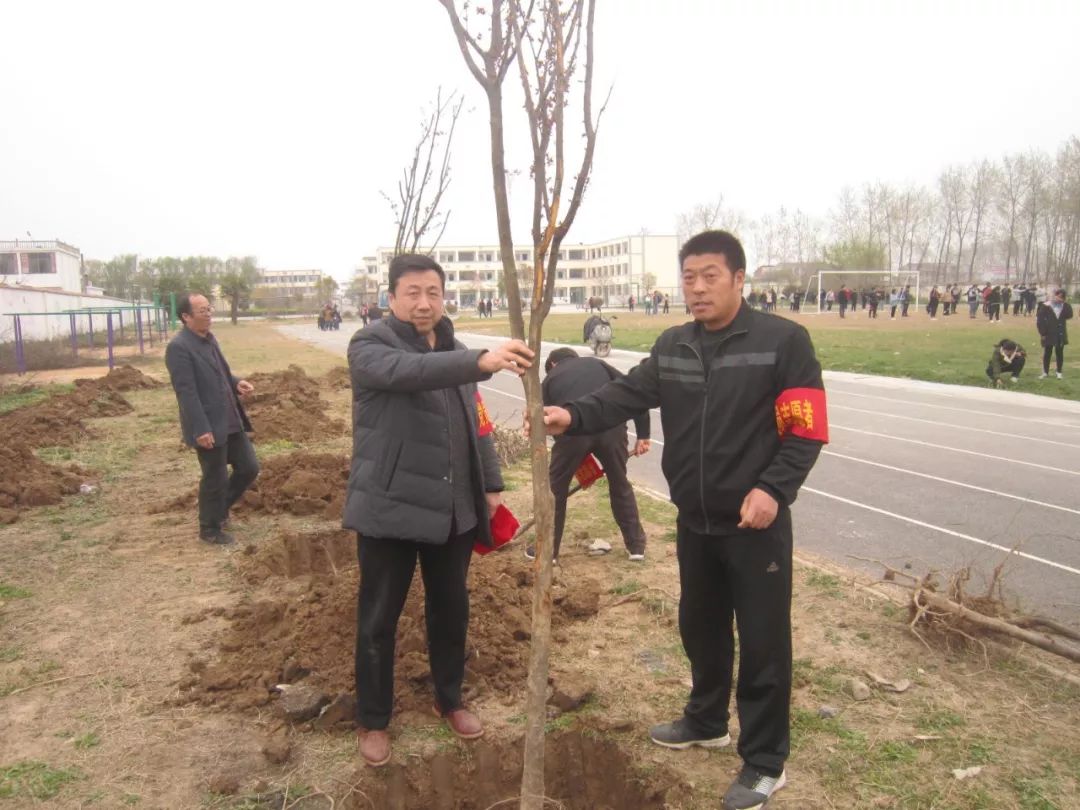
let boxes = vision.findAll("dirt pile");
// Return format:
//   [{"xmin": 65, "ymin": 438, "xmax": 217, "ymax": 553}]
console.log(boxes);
[
  {"xmin": 0, "ymin": 381, "xmax": 132, "ymax": 451},
  {"xmin": 239, "ymin": 528, "xmax": 356, "ymax": 582},
  {"xmin": 243, "ymin": 365, "xmax": 346, "ymax": 443},
  {"xmin": 76, "ymin": 364, "xmax": 163, "ymax": 392},
  {"xmin": 0, "ymin": 370, "xmax": 146, "ymax": 521},
  {"xmin": 181, "ymin": 544, "xmax": 601, "ymax": 718},
  {"xmin": 0, "ymin": 444, "xmax": 85, "ymax": 523},
  {"xmin": 322, "ymin": 366, "xmax": 351, "ymax": 390},
  {"xmin": 242, "ymin": 452, "xmax": 349, "ymax": 518},
  {"xmin": 147, "ymin": 451, "xmax": 350, "ymax": 518}
]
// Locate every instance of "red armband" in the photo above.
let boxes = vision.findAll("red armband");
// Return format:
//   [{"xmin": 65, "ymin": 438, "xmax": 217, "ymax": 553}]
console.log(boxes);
[{"xmin": 775, "ymin": 387, "xmax": 829, "ymax": 443}]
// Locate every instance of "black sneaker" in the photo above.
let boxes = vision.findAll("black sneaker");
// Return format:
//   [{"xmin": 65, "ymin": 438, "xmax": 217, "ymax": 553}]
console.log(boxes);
[
  {"xmin": 199, "ymin": 529, "xmax": 236, "ymax": 546},
  {"xmin": 649, "ymin": 718, "xmax": 730, "ymax": 750},
  {"xmin": 722, "ymin": 765, "xmax": 787, "ymax": 810}
]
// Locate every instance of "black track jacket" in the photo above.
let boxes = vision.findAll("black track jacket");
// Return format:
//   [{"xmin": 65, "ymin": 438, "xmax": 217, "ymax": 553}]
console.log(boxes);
[{"xmin": 563, "ymin": 303, "xmax": 828, "ymax": 535}]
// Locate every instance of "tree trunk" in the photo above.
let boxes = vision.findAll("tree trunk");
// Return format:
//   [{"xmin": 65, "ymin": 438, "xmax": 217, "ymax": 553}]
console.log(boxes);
[{"xmin": 230, "ymin": 296, "xmax": 239, "ymax": 325}]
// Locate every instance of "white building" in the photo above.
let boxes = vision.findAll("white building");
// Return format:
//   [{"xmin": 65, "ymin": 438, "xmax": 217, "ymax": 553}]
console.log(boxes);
[
  {"xmin": 0, "ymin": 239, "xmax": 85, "ymax": 292},
  {"xmin": 253, "ymin": 269, "xmax": 330, "ymax": 307},
  {"xmin": 1, "ymin": 239, "xmax": 139, "ymax": 343},
  {"xmin": 360, "ymin": 235, "xmax": 680, "ymax": 308}
]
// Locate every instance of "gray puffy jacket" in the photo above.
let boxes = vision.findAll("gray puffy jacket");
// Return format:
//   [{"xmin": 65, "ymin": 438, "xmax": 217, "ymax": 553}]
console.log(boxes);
[{"xmin": 342, "ymin": 315, "xmax": 503, "ymax": 545}]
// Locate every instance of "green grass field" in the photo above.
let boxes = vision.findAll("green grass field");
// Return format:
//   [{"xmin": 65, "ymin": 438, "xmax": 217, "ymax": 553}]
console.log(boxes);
[{"xmin": 455, "ymin": 308, "xmax": 1080, "ymax": 401}]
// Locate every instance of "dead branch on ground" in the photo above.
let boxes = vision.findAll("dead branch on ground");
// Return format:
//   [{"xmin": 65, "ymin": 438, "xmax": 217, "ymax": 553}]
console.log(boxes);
[{"xmin": 849, "ymin": 554, "xmax": 1080, "ymax": 664}]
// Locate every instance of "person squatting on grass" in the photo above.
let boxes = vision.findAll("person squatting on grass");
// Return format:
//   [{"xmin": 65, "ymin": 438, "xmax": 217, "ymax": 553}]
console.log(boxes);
[
  {"xmin": 1036, "ymin": 288, "xmax": 1073, "ymax": 379},
  {"xmin": 343, "ymin": 253, "xmax": 534, "ymax": 769},
  {"xmin": 986, "ymin": 339, "xmax": 1026, "ymax": 387},
  {"xmin": 534, "ymin": 230, "xmax": 828, "ymax": 810},
  {"xmin": 164, "ymin": 293, "xmax": 259, "ymax": 546}
]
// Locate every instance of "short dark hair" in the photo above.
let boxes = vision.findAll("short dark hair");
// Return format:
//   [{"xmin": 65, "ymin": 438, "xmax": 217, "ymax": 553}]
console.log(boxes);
[
  {"xmin": 1054, "ymin": 288, "xmax": 1067, "ymax": 297},
  {"xmin": 1000, "ymin": 339, "xmax": 1018, "ymax": 352},
  {"xmin": 388, "ymin": 253, "xmax": 445, "ymax": 294},
  {"xmin": 177, "ymin": 292, "xmax": 206, "ymax": 320},
  {"xmin": 545, "ymin": 347, "xmax": 579, "ymax": 374},
  {"xmin": 679, "ymin": 230, "xmax": 746, "ymax": 274}
]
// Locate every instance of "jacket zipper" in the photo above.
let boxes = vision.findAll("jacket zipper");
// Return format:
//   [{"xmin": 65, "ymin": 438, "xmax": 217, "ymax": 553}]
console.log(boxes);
[{"xmin": 678, "ymin": 329, "xmax": 745, "ymax": 534}]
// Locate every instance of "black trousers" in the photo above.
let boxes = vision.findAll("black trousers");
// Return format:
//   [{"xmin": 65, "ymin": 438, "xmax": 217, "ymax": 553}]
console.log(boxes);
[
  {"xmin": 354, "ymin": 530, "xmax": 474, "ymax": 730},
  {"xmin": 195, "ymin": 431, "xmax": 259, "ymax": 531},
  {"xmin": 549, "ymin": 426, "xmax": 646, "ymax": 557},
  {"xmin": 987, "ymin": 355, "xmax": 1025, "ymax": 380},
  {"xmin": 676, "ymin": 510, "xmax": 793, "ymax": 777},
  {"xmin": 1043, "ymin": 343, "xmax": 1065, "ymax": 374}
]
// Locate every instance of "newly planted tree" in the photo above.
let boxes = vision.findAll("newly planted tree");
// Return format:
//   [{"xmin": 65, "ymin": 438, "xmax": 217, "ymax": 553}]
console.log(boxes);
[{"xmin": 437, "ymin": 1, "xmax": 607, "ymax": 806}]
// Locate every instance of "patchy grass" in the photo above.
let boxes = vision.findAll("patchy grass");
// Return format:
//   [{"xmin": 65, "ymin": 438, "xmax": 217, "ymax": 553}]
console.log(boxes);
[
  {"xmin": 0, "ymin": 582, "xmax": 32, "ymax": 599},
  {"xmin": 0, "ymin": 761, "xmax": 83, "ymax": 800}
]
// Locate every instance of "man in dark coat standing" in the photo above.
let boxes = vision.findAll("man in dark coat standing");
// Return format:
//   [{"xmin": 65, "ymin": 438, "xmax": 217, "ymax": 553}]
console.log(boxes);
[
  {"xmin": 1036, "ymin": 288, "xmax": 1073, "ymax": 379},
  {"xmin": 534, "ymin": 348, "xmax": 651, "ymax": 562},
  {"xmin": 164, "ymin": 293, "xmax": 259, "ymax": 546},
  {"xmin": 344, "ymin": 253, "xmax": 534, "ymax": 768}
]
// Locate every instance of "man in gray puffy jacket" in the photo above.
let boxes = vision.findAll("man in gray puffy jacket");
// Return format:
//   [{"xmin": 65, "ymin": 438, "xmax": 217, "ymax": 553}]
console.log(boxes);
[{"xmin": 344, "ymin": 253, "xmax": 533, "ymax": 768}]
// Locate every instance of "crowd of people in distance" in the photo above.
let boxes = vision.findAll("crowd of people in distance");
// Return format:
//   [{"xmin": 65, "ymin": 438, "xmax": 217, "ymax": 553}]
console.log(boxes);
[
  {"xmin": 627, "ymin": 290, "xmax": 671, "ymax": 314},
  {"xmin": 925, "ymin": 282, "xmax": 1042, "ymax": 321},
  {"xmin": 317, "ymin": 304, "xmax": 342, "ymax": 331}
]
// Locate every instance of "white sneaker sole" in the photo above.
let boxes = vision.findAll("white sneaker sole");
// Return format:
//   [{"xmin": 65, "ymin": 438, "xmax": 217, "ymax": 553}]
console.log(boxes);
[
  {"xmin": 726, "ymin": 771, "xmax": 787, "ymax": 810},
  {"xmin": 651, "ymin": 732, "xmax": 731, "ymax": 750}
]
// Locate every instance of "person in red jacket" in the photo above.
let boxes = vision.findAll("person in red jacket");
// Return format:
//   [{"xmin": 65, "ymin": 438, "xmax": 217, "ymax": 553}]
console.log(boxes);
[{"xmin": 536, "ymin": 230, "xmax": 827, "ymax": 810}]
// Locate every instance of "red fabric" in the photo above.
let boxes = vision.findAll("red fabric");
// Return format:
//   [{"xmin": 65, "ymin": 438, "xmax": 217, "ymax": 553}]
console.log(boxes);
[
  {"xmin": 573, "ymin": 454, "xmax": 606, "ymax": 489},
  {"xmin": 775, "ymin": 387, "xmax": 829, "ymax": 443},
  {"xmin": 474, "ymin": 504, "xmax": 520, "ymax": 555},
  {"xmin": 475, "ymin": 391, "xmax": 494, "ymax": 437}
]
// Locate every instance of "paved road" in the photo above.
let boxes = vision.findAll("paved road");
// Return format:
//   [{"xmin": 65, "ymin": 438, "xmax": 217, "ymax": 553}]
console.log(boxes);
[{"xmin": 280, "ymin": 323, "xmax": 1080, "ymax": 625}]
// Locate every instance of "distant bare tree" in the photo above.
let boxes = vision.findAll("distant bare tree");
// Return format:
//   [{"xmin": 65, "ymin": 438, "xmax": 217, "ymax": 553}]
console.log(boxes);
[
  {"xmin": 998, "ymin": 153, "xmax": 1026, "ymax": 283},
  {"xmin": 966, "ymin": 159, "xmax": 997, "ymax": 282},
  {"xmin": 1021, "ymin": 151, "xmax": 1050, "ymax": 283},
  {"xmin": 676, "ymin": 196, "xmax": 749, "ymax": 243},
  {"xmin": 382, "ymin": 86, "xmax": 464, "ymax": 256}
]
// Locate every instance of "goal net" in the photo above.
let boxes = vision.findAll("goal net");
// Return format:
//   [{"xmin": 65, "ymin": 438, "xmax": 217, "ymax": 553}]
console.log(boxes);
[{"xmin": 804, "ymin": 270, "xmax": 920, "ymax": 314}]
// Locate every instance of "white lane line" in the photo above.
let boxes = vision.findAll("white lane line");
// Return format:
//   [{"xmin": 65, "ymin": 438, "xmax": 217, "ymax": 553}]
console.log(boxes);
[
  {"xmin": 803, "ymin": 487, "xmax": 1080, "ymax": 577},
  {"xmin": 831, "ymin": 404, "xmax": 1080, "ymax": 449},
  {"xmin": 832, "ymin": 424, "xmax": 1080, "ymax": 477},
  {"xmin": 822, "ymin": 451, "xmax": 1080, "ymax": 517},
  {"xmin": 830, "ymin": 388, "xmax": 1080, "ymax": 430},
  {"xmin": 484, "ymin": 375, "xmax": 1080, "ymax": 576}
]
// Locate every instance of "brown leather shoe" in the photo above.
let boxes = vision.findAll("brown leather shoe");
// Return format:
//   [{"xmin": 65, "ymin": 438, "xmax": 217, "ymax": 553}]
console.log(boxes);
[
  {"xmin": 434, "ymin": 705, "xmax": 484, "ymax": 740},
  {"xmin": 357, "ymin": 727, "xmax": 391, "ymax": 767}
]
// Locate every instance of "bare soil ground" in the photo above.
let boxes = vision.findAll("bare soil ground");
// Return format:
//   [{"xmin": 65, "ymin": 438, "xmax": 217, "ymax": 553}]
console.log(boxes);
[{"xmin": 1, "ymin": 322, "xmax": 1078, "ymax": 809}]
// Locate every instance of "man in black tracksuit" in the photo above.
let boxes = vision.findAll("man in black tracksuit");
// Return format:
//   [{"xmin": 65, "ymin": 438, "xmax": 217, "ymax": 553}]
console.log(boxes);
[
  {"xmin": 539, "ymin": 231, "xmax": 827, "ymax": 810},
  {"xmin": 539, "ymin": 348, "xmax": 651, "ymax": 560}
]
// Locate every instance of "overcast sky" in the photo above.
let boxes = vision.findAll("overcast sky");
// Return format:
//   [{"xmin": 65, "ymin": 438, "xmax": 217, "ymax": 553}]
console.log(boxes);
[{"xmin": 3, "ymin": 0, "xmax": 1078, "ymax": 281}]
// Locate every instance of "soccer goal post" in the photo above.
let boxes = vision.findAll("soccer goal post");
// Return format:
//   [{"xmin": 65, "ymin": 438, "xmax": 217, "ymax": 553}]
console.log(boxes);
[{"xmin": 805, "ymin": 270, "xmax": 920, "ymax": 314}]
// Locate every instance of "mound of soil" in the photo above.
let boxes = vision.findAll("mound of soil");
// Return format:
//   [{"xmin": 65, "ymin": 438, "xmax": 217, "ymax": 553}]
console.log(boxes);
[
  {"xmin": 322, "ymin": 366, "xmax": 351, "ymax": 390},
  {"xmin": 243, "ymin": 365, "xmax": 346, "ymax": 444},
  {"xmin": 0, "ymin": 443, "xmax": 85, "ymax": 523},
  {"xmin": 241, "ymin": 452, "xmax": 349, "ymax": 518},
  {"xmin": 76, "ymin": 364, "xmax": 163, "ymax": 392},
  {"xmin": 239, "ymin": 528, "xmax": 356, "ymax": 582},
  {"xmin": 0, "ymin": 375, "xmax": 135, "ymax": 451},
  {"xmin": 147, "ymin": 451, "xmax": 349, "ymax": 519},
  {"xmin": 181, "ymin": 547, "xmax": 601, "ymax": 718}
]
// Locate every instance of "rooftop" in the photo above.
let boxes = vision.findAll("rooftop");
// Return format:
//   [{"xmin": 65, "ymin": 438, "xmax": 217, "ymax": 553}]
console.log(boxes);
[{"xmin": 0, "ymin": 239, "xmax": 81, "ymax": 256}]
